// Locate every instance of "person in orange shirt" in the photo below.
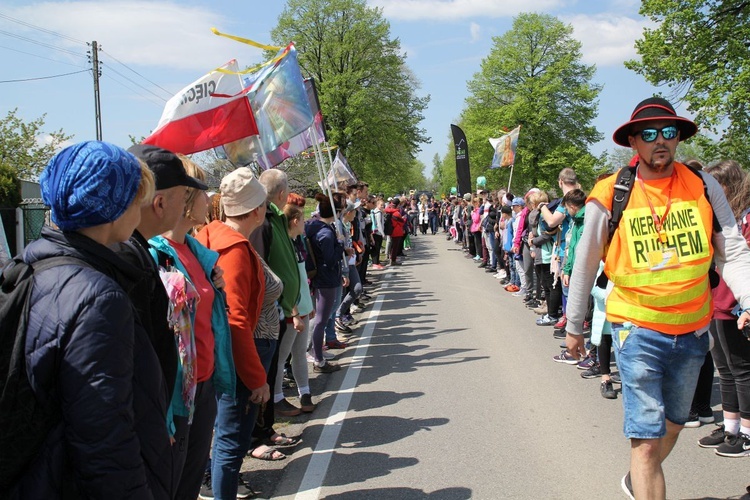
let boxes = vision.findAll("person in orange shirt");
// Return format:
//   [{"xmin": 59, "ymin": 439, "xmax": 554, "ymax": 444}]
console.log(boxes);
[
  {"xmin": 566, "ymin": 97, "xmax": 750, "ymax": 500},
  {"xmin": 195, "ymin": 167, "xmax": 270, "ymax": 499}
]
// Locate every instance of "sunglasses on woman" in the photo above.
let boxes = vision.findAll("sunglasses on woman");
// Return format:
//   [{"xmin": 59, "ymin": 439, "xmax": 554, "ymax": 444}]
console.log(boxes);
[{"xmin": 635, "ymin": 125, "xmax": 679, "ymax": 142}]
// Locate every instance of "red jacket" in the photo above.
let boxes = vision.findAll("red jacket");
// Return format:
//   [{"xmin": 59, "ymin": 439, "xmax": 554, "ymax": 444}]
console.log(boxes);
[
  {"xmin": 385, "ymin": 205, "xmax": 406, "ymax": 237},
  {"xmin": 196, "ymin": 221, "xmax": 267, "ymax": 391}
]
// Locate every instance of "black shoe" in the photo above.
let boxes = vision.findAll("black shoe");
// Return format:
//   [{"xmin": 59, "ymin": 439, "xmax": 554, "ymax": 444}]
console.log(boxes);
[
  {"xmin": 237, "ymin": 475, "xmax": 257, "ymax": 499},
  {"xmin": 274, "ymin": 398, "xmax": 301, "ymax": 417},
  {"xmin": 715, "ymin": 432, "xmax": 750, "ymax": 457},
  {"xmin": 198, "ymin": 470, "xmax": 213, "ymax": 499},
  {"xmin": 684, "ymin": 409, "xmax": 715, "ymax": 428},
  {"xmin": 314, "ymin": 361, "xmax": 342, "ymax": 373},
  {"xmin": 334, "ymin": 320, "xmax": 352, "ymax": 333},
  {"xmin": 601, "ymin": 380, "xmax": 617, "ymax": 399},
  {"xmin": 553, "ymin": 329, "xmax": 567, "ymax": 339},
  {"xmin": 477, "ymin": 262, "xmax": 487, "ymax": 268},
  {"xmin": 499, "ymin": 279, "xmax": 509, "ymax": 285},
  {"xmin": 610, "ymin": 372, "xmax": 621, "ymax": 384},
  {"xmin": 485, "ymin": 267, "xmax": 497, "ymax": 273},
  {"xmin": 581, "ymin": 364, "xmax": 601, "ymax": 379},
  {"xmin": 300, "ymin": 393, "xmax": 316, "ymax": 413},
  {"xmin": 698, "ymin": 425, "xmax": 729, "ymax": 448}
]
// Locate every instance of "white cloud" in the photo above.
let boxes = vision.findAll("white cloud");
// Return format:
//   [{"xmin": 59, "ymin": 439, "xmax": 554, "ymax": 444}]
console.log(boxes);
[
  {"xmin": 469, "ymin": 22, "xmax": 481, "ymax": 42},
  {"xmin": 369, "ymin": 0, "xmax": 563, "ymax": 21},
  {"xmin": 38, "ymin": 134, "xmax": 73, "ymax": 153},
  {"xmin": 6, "ymin": 1, "xmax": 266, "ymax": 72},
  {"xmin": 564, "ymin": 14, "xmax": 653, "ymax": 67}
]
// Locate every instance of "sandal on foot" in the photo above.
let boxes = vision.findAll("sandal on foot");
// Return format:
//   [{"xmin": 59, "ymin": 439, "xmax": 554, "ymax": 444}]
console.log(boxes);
[
  {"xmin": 265, "ymin": 433, "xmax": 299, "ymax": 447},
  {"xmin": 250, "ymin": 445, "xmax": 286, "ymax": 461}
]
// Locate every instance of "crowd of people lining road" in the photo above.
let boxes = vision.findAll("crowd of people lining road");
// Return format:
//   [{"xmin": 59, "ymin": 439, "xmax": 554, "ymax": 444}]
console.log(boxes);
[
  {"xmin": 3, "ymin": 136, "xmax": 437, "ymax": 500},
  {"xmin": 4, "ymin": 96, "xmax": 750, "ymax": 500},
  {"xmin": 437, "ymin": 97, "xmax": 750, "ymax": 499}
]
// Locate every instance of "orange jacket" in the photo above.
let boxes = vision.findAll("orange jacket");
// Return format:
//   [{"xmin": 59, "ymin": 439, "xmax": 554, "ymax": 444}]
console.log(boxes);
[
  {"xmin": 590, "ymin": 162, "xmax": 714, "ymax": 334},
  {"xmin": 196, "ymin": 221, "xmax": 267, "ymax": 390}
]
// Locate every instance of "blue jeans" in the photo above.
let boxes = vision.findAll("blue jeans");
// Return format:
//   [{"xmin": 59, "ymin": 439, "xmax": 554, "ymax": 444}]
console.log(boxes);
[
  {"xmin": 325, "ymin": 285, "xmax": 343, "ymax": 343},
  {"xmin": 485, "ymin": 231, "xmax": 496, "ymax": 269},
  {"xmin": 612, "ymin": 324, "xmax": 709, "ymax": 439},
  {"xmin": 312, "ymin": 287, "xmax": 339, "ymax": 362},
  {"xmin": 337, "ymin": 265, "xmax": 362, "ymax": 318},
  {"xmin": 211, "ymin": 338, "xmax": 276, "ymax": 499}
]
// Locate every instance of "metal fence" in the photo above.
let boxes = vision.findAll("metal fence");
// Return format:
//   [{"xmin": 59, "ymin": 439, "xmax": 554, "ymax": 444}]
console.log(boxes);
[
  {"xmin": 0, "ymin": 200, "xmax": 51, "ymax": 256},
  {"xmin": 21, "ymin": 203, "xmax": 49, "ymax": 248}
]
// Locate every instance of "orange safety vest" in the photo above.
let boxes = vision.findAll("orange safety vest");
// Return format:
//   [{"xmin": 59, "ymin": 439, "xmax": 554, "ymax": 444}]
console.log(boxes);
[{"xmin": 588, "ymin": 162, "xmax": 714, "ymax": 334}]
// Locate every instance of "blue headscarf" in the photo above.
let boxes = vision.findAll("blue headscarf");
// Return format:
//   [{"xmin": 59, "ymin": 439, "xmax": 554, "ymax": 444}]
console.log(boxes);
[{"xmin": 41, "ymin": 141, "xmax": 142, "ymax": 231}]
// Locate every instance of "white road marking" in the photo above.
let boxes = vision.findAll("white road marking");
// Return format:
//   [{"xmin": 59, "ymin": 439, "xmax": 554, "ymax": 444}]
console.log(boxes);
[{"xmin": 293, "ymin": 278, "xmax": 389, "ymax": 500}]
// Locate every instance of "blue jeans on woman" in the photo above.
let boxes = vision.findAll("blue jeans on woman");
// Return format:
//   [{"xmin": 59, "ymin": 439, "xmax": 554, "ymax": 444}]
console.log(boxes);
[
  {"xmin": 313, "ymin": 287, "xmax": 339, "ymax": 362},
  {"xmin": 337, "ymin": 265, "xmax": 362, "ymax": 319},
  {"xmin": 325, "ymin": 285, "xmax": 343, "ymax": 343},
  {"xmin": 429, "ymin": 213, "xmax": 438, "ymax": 234},
  {"xmin": 211, "ymin": 338, "xmax": 276, "ymax": 499}
]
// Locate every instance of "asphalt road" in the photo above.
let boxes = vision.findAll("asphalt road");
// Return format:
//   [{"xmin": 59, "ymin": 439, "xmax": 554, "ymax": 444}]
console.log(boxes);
[{"xmin": 247, "ymin": 232, "xmax": 750, "ymax": 500}]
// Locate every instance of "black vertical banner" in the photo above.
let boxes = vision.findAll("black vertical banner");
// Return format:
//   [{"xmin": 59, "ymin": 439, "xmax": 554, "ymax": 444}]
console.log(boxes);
[{"xmin": 450, "ymin": 124, "xmax": 471, "ymax": 196}]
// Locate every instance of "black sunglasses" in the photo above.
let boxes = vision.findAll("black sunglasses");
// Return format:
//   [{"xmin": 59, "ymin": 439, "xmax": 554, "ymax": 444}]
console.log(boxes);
[{"xmin": 635, "ymin": 125, "xmax": 679, "ymax": 142}]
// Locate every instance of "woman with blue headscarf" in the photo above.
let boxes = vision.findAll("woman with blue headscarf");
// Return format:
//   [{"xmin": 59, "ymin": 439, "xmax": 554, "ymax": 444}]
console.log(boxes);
[{"xmin": 10, "ymin": 141, "xmax": 174, "ymax": 499}]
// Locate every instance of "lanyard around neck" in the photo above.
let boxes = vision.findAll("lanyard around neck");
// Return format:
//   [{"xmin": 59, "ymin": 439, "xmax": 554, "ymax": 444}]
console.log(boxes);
[{"xmin": 636, "ymin": 168, "xmax": 676, "ymax": 245}]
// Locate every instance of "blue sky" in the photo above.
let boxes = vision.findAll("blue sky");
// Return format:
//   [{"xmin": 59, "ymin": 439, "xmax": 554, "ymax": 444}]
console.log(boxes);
[{"xmin": 0, "ymin": 0, "xmax": 669, "ymax": 178}]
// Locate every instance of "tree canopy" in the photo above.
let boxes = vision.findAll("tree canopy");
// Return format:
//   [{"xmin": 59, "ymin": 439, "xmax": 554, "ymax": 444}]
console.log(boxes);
[
  {"xmin": 270, "ymin": 0, "xmax": 429, "ymax": 194},
  {"xmin": 441, "ymin": 13, "xmax": 603, "ymax": 195},
  {"xmin": 627, "ymin": 0, "xmax": 750, "ymax": 166},
  {"xmin": 0, "ymin": 109, "xmax": 71, "ymax": 182},
  {"xmin": 0, "ymin": 109, "xmax": 72, "ymax": 206}
]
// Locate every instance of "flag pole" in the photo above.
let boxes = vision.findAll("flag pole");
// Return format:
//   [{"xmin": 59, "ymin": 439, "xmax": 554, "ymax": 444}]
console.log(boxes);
[
  {"xmin": 310, "ymin": 127, "xmax": 342, "ymax": 233},
  {"xmin": 507, "ymin": 164, "xmax": 514, "ymax": 192},
  {"xmin": 248, "ymin": 98, "xmax": 272, "ymax": 170}
]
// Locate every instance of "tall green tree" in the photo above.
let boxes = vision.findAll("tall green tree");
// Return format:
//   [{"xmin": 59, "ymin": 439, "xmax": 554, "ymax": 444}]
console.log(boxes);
[
  {"xmin": 627, "ymin": 1, "xmax": 750, "ymax": 166},
  {"xmin": 271, "ymin": 0, "xmax": 429, "ymax": 194},
  {"xmin": 460, "ymin": 13, "xmax": 602, "ymax": 192},
  {"xmin": 0, "ymin": 109, "xmax": 72, "ymax": 182},
  {"xmin": 0, "ymin": 109, "xmax": 72, "ymax": 206}
]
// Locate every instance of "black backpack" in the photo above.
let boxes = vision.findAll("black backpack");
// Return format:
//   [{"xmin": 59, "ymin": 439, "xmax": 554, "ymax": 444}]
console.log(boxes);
[
  {"xmin": 0, "ymin": 255, "xmax": 87, "ymax": 490},
  {"xmin": 383, "ymin": 212, "xmax": 394, "ymax": 236}
]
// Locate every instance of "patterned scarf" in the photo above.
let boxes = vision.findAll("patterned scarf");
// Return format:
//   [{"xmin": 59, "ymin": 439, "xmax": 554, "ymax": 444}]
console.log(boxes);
[{"xmin": 159, "ymin": 267, "xmax": 200, "ymax": 423}]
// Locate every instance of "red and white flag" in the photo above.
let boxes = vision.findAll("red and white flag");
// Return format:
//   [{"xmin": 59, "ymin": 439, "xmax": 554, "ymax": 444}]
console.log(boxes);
[{"xmin": 144, "ymin": 60, "xmax": 258, "ymax": 155}]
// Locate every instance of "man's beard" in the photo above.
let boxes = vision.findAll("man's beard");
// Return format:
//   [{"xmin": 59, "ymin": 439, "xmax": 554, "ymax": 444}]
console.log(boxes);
[{"xmin": 641, "ymin": 149, "xmax": 673, "ymax": 173}]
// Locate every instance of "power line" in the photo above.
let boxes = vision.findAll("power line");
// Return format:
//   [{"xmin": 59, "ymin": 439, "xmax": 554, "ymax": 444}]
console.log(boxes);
[
  {"xmin": 0, "ymin": 43, "xmax": 87, "ymax": 68},
  {"xmin": 100, "ymin": 73, "xmax": 166, "ymax": 108},
  {"xmin": 100, "ymin": 61, "xmax": 167, "ymax": 102},
  {"xmin": 0, "ymin": 12, "xmax": 87, "ymax": 45},
  {"xmin": 99, "ymin": 49, "xmax": 173, "ymax": 97},
  {"xmin": 0, "ymin": 29, "xmax": 86, "ymax": 58},
  {"xmin": 0, "ymin": 68, "xmax": 90, "ymax": 84}
]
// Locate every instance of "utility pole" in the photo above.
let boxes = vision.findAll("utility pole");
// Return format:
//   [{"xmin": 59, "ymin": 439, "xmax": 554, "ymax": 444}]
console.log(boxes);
[{"xmin": 88, "ymin": 41, "xmax": 102, "ymax": 140}]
